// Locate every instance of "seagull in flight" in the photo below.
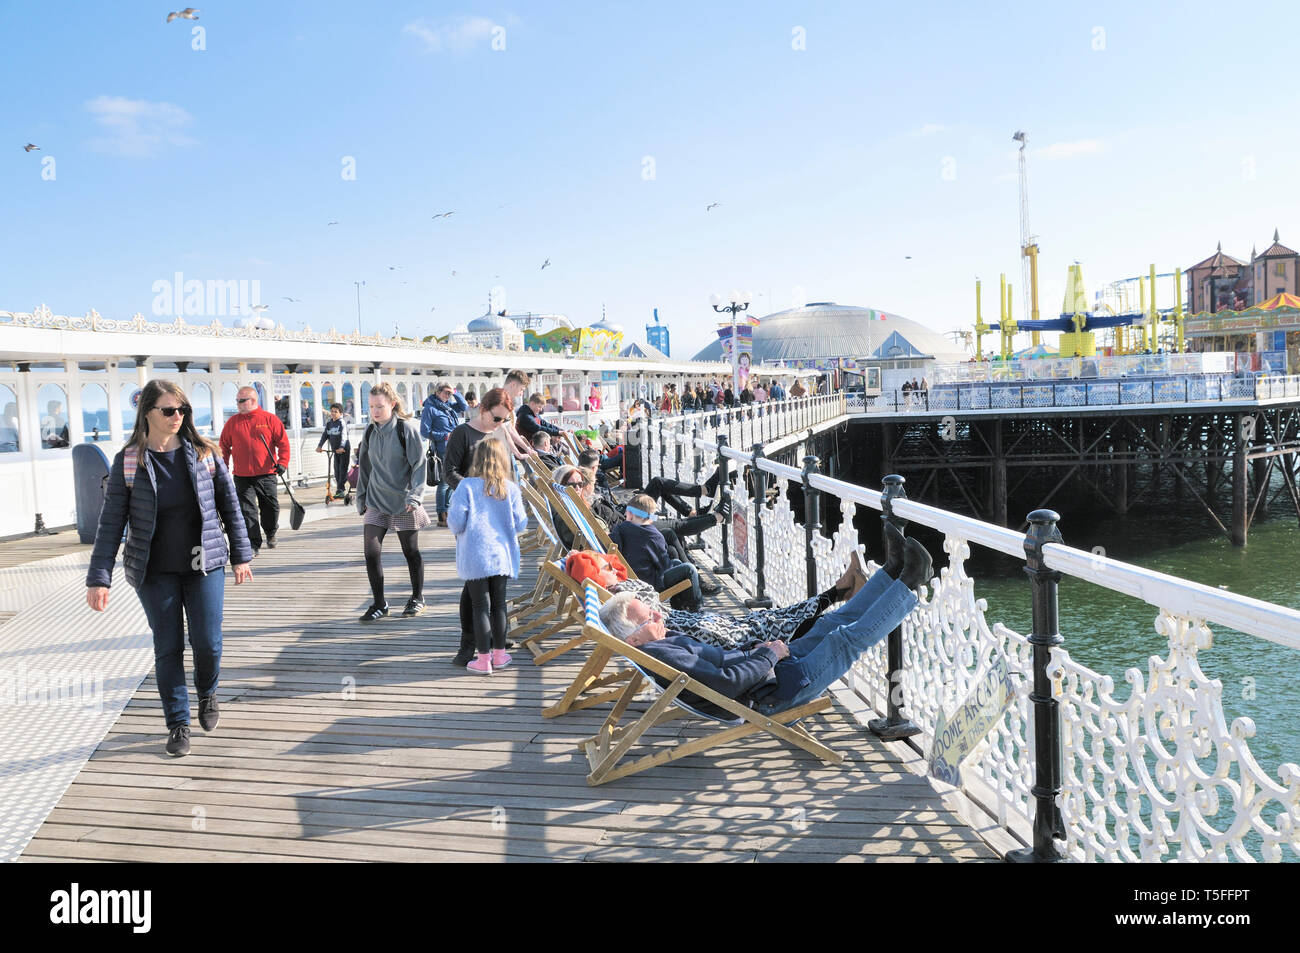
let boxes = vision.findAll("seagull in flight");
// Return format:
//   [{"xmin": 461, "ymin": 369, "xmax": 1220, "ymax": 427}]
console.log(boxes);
[
  {"xmin": 905, "ymin": 255, "xmax": 912, "ymax": 259},
  {"xmin": 282, "ymin": 297, "xmax": 301, "ymax": 303},
  {"xmin": 388, "ymin": 266, "xmax": 402, "ymax": 271},
  {"xmin": 706, "ymin": 202, "xmax": 720, "ymax": 211},
  {"xmin": 326, "ymin": 220, "xmax": 339, "ymax": 226},
  {"xmin": 540, "ymin": 259, "xmax": 550, "ymax": 270},
  {"xmin": 432, "ymin": 211, "xmax": 455, "ymax": 220},
  {"xmin": 23, "ymin": 143, "xmax": 39, "ymax": 152},
  {"xmin": 251, "ymin": 304, "xmax": 270, "ymax": 315},
  {"xmin": 166, "ymin": 8, "xmax": 200, "ymax": 22},
  {"xmin": 450, "ymin": 270, "xmax": 457, "ymax": 277}
]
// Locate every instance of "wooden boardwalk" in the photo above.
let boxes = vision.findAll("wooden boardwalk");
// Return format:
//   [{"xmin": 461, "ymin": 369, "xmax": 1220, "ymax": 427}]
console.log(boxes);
[{"xmin": 15, "ymin": 512, "xmax": 999, "ymax": 862}]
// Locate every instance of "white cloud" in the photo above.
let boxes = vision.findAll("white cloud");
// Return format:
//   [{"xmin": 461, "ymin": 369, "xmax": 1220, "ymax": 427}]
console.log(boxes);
[
  {"xmin": 1032, "ymin": 138, "xmax": 1102, "ymax": 160},
  {"xmin": 918, "ymin": 123, "xmax": 944, "ymax": 136},
  {"xmin": 403, "ymin": 16, "xmax": 499, "ymax": 52},
  {"xmin": 86, "ymin": 95, "xmax": 196, "ymax": 157}
]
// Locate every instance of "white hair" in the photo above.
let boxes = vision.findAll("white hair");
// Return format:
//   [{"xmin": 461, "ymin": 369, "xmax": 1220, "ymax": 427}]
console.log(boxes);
[{"xmin": 599, "ymin": 592, "xmax": 640, "ymax": 639}]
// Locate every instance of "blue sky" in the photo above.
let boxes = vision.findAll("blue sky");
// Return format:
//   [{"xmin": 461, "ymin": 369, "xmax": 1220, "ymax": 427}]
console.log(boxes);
[{"xmin": 6, "ymin": 0, "xmax": 1300, "ymax": 358}]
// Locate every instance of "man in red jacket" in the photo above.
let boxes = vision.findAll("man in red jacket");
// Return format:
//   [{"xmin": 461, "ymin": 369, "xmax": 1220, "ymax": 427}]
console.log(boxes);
[{"xmin": 219, "ymin": 386, "xmax": 291, "ymax": 553}]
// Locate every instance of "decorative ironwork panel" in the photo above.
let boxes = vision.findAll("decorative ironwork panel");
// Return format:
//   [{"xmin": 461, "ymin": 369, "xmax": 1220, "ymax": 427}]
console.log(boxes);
[{"xmin": 1051, "ymin": 611, "xmax": 1300, "ymax": 862}]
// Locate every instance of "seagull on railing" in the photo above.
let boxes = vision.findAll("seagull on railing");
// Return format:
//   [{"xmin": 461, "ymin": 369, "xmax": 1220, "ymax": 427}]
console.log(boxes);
[
  {"xmin": 166, "ymin": 8, "xmax": 199, "ymax": 22},
  {"xmin": 23, "ymin": 143, "xmax": 39, "ymax": 152}
]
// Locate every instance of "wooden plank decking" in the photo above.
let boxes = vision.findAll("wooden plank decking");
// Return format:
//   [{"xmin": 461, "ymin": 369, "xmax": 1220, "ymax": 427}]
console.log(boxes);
[{"xmin": 14, "ymin": 512, "xmax": 999, "ymax": 862}]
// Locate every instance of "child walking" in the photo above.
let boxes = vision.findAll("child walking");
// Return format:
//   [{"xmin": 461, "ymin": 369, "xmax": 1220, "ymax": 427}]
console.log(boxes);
[{"xmin": 447, "ymin": 438, "xmax": 529, "ymax": 674}]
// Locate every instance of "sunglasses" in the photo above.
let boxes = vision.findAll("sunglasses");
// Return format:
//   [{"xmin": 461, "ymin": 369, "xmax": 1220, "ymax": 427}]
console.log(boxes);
[
  {"xmin": 154, "ymin": 406, "xmax": 191, "ymax": 418},
  {"xmin": 236, "ymin": 397, "xmax": 256, "ymax": 405},
  {"xmin": 491, "ymin": 413, "xmax": 509, "ymax": 423}
]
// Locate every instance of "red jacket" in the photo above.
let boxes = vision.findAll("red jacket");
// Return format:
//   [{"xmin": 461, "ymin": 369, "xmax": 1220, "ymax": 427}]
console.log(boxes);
[{"xmin": 219, "ymin": 409, "xmax": 290, "ymax": 478}]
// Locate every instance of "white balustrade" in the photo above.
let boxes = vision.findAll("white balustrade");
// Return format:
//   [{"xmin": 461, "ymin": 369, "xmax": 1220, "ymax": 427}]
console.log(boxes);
[{"xmin": 657, "ymin": 419, "xmax": 1300, "ymax": 863}]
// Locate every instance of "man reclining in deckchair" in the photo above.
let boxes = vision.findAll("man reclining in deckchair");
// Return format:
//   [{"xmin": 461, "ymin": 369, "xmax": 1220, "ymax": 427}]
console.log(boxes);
[{"xmin": 598, "ymin": 530, "xmax": 932, "ymax": 716}]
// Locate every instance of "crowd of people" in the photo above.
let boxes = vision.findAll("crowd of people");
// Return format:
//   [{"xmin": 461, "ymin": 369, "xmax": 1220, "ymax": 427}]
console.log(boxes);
[{"xmin": 84, "ymin": 368, "xmax": 909, "ymax": 757}]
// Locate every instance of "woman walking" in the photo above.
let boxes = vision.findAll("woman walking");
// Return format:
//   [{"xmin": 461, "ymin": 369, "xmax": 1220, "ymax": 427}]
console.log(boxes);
[
  {"xmin": 419, "ymin": 381, "xmax": 467, "ymax": 528},
  {"xmin": 356, "ymin": 382, "xmax": 427, "ymax": 622},
  {"xmin": 448, "ymin": 439, "xmax": 529, "ymax": 674},
  {"xmin": 86, "ymin": 380, "xmax": 254, "ymax": 757},
  {"xmin": 443, "ymin": 387, "xmax": 511, "ymax": 664}
]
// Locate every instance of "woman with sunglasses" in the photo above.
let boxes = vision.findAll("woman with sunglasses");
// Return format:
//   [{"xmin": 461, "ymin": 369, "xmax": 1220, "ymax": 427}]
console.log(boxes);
[
  {"xmin": 443, "ymin": 387, "xmax": 513, "ymax": 664},
  {"xmin": 86, "ymin": 380, "xmax": 254, "ymax": 758}
]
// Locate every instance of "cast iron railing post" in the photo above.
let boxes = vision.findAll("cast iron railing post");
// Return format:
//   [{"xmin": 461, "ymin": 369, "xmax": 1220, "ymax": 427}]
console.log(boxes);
[
  {"xmin": 801, "ymin": 453, "xmax": 822, "ymax": 598},
  {"xmin": 745, "ymin": 442, "xmax": 773, "ymax": 608},
  {"xmin": 713, "ymin": 435, "xmax": 735, "ymax": 576},
  {"xmin": 868, "ymin": 474, "xmax": 922, "ymax": 740},
  {"xmin": 657, "ymin": 420, "xmax": 666, "ymax": 480},
  {"xmin": 1007, "ymin": 509, "xmax": 1068, "ymax": 863},
  {"xmin": 673, "ymin": 420, "xmax": 683, "ymax": 480}
]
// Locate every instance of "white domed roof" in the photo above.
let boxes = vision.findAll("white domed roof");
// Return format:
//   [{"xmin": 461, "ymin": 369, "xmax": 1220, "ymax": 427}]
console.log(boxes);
[
  {"xmin": 468, "ymin": 312, "xmax": 516, "ymax": 332},
  {"xmin": 691, "ymin": 302, "xmax": 963, "ymax": 363}
]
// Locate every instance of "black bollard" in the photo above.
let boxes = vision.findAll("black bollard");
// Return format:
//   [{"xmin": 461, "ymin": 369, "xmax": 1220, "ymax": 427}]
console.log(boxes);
[
  {"xmin": 801, "ymin": 453, "xmax": 822, "ymax": 598},
  {"xmin": 713, "ymin": 436, "xmax": 735, "ymax": 576},
  {"xmin": 745, "ymin": 443, "xmax": 773, "ymax": 609},
  {"xmin": 868, "ymin": 474, "xmax": 922, "ymax": 741},
  {"xmin": 1007, "ymin": 509, "xmax": 1068, "ymax": 863}
]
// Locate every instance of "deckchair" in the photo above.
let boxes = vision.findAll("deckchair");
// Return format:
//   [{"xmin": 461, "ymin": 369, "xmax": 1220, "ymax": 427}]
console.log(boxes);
[
  {"xmin": 515, "ymin": 479, "xmax": 689, "ymax": 668},
  {"xmin": 574, "ymin": 582, "xmax": 843, "ymax": 785}
]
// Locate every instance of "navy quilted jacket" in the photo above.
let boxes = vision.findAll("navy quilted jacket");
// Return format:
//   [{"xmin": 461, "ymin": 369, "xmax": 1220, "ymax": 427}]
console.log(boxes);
[{"xmin": 87, "ymin": 438, "xmax": 254, "ymax": 590}]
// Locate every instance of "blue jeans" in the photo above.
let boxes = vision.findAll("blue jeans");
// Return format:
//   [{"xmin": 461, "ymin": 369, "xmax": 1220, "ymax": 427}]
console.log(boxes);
[
  {"xmin": 756, "ymin": 576, "xmax": 918, "ymax": 714},
  {"xmin": 137, "ymin": 570, "xmax": 225, "ymax": 728},
  {"xmin": 660, "ymin": 559, "xmax": 702, "ymax": 611}
]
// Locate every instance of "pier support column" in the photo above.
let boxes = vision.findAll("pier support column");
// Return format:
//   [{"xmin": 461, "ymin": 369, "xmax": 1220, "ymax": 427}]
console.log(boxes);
[
  {"xmin": 990, "ymin": 419, "xmax": 1007, "ymax": 527},
  {"xmin": 1232, "ymin": 414, "xmax": 1248, "ymax": 547},
  {"xmin": 1115, "ymin": 438, "xmax": 1129, "ymax": 515},
  {"xmin": 1253, "ymin": 455, "xmax": 1269, "ymax": 501}
]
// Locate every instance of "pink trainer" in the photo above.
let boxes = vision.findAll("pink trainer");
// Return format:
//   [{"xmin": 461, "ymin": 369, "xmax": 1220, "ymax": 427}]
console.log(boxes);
[
  {"xmin": 490, "ymin": 649, "xmax": 512, "ymax": 669},
  {"xmin": 466, "ymin": 653, "xmax": 493, "ymax": 675}
]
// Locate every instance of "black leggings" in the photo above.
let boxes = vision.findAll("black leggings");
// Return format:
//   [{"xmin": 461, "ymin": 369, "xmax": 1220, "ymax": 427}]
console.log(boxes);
[
  {"xmin": 363, "ymin": 524, "xmax": 424, "ymax": 606},
  {"xmin": 465, "ymin": 576, "xmax": 508, "ymax": 654}
]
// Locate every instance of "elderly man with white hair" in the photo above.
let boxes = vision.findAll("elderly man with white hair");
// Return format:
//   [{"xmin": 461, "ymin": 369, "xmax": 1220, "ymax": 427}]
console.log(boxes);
[{"xmin": 599, "ymin": 528, "xmax": 932, "ymax": 716}]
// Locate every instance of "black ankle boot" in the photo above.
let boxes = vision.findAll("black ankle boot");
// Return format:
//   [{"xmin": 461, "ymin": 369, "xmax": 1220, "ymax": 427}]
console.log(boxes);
[
  {"xmin": 882, "ymin": 521, "xmax": 906, "ymax": 578},
  {"xmin": 452, "ymin": 632, "xmax": 475, "ymax": 666},
  {"xmin": 899, "ymin": 538, "xmax": 933, "ymax": 591}
]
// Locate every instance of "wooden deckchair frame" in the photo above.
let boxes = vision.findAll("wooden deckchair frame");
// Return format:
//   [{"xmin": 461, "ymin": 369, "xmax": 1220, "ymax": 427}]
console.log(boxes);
[{"xmin": 573, "ymin": 583, "xmax": 842, "ymax": 785}]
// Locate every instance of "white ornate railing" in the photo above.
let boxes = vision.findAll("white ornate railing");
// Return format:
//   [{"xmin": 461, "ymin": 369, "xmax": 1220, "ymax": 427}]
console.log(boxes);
[
  {"xmin": 651, "ymin": 426, "xmax": 1300, "ymax": 863},
  {"xmin": 855, "ymin": 374, "xmax": 1300, "ymax": 415}
]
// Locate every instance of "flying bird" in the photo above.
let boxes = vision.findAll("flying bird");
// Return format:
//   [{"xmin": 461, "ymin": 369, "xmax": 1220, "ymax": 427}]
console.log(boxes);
[
  {"xmin": 540, "ymin": 259, "xmax": 550, "ymax": 270},
  {"xmin": 282, "ymin": 297, "xmax": 300, "ymax": 303},
  {"xmin": 450, "ymin": 270, "xmax": 457, "ymax": 277},
  {"xmin": 905, "ymin": 255, "xmax": 912, "ymax": 259},
  {"xmin": 251, "ymin": 304, "xmax": 270, "ymax": 314},
  {"xmin": 706, "ymin": 202, "xmax": 720, "ymax": 211},
  {"xmin": 23, "ymin": 143, "xmax": 39, "ymax": 152},
  {"xmin": 431, "ymin": 211, "xmax": 455, "ymax": 219},
  {"xmin": 166, "ymin": 8, "xmax": 200, "ymax": 22},
  {"xmin": 326, "ymin": 220, "xmax": 339, "ymax": 226}
]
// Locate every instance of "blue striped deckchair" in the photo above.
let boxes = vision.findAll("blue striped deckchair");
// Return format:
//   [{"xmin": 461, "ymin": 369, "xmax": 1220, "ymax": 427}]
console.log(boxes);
[{"xmin": 575, "ymin": 582, "xmax": 842, "ymax": 786}]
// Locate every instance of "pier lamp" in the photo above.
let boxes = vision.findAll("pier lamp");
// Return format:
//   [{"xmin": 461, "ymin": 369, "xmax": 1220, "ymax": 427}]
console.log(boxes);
[{"xmin": 711, "ymin": 290, "xmax": 751, "ymax": 393}]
